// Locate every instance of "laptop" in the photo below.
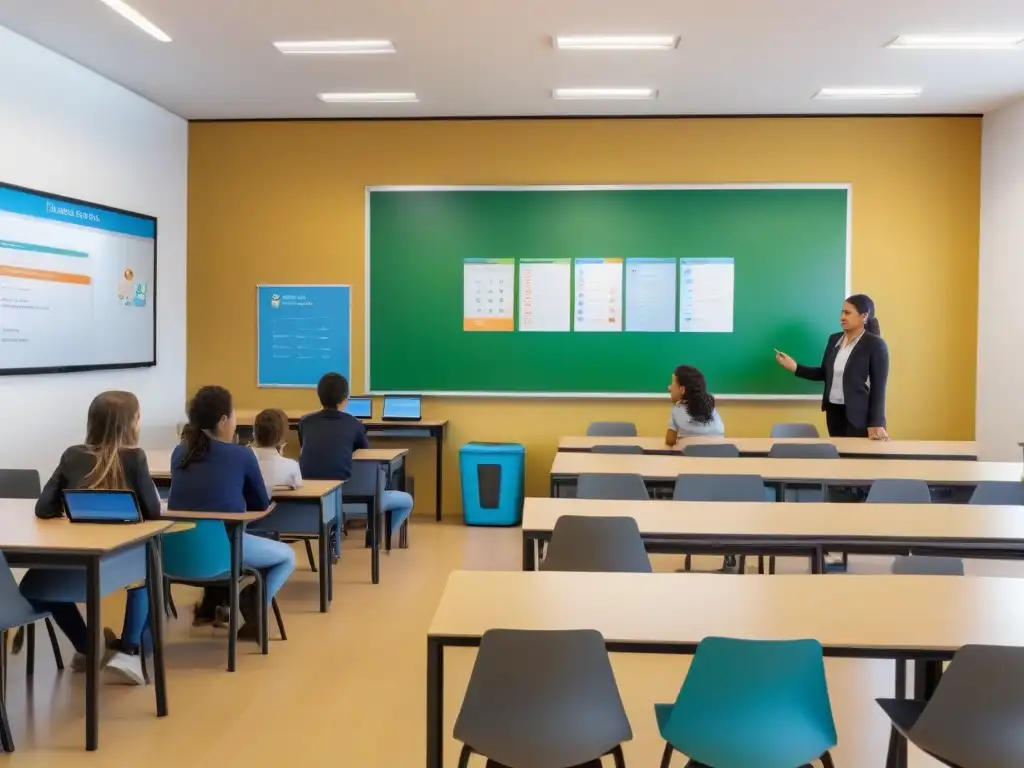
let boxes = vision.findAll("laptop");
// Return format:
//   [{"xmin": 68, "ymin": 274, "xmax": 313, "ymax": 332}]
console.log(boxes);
[
  {"xmin": 382, "ymin": 395, "xmax": 422, "ymax": 422},
  {"xmin": 344, "ymin": 396, "xmax": 373, "ymax": 420},
  {"xmin": 63, "ymin": 489, "xmax": 142, "ymax": 524}
]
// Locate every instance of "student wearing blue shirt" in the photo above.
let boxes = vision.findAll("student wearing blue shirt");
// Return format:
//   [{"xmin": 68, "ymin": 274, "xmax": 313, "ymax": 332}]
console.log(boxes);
[
  {"xmin": 665, "ymin": 365, "xmax": 726, "ymax": 446},
  {"xmin": 169, "ymin": 385, "xmax": 295, "ymax": 639},
  {"xmin": 299, "ymin": 373, "xmax": 413, "ymax": 540}
]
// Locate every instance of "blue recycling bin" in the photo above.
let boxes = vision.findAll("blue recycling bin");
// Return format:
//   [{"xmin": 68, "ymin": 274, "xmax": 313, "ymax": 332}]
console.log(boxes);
[{"xmin": 460, "ymin": 443, "xmax": 526, "ymax": 526}]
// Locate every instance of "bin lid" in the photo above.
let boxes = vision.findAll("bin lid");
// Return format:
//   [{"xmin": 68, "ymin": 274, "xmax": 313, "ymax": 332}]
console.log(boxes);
[{"xmin": 460, "ymin": 442, "xmax": 526, "ymax": 455}]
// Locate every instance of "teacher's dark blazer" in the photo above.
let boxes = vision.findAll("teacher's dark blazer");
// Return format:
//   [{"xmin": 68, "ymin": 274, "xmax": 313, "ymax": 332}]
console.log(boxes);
[{"xmin": 795, "ymin": 332, "xmax": 889, "ymax": 429}]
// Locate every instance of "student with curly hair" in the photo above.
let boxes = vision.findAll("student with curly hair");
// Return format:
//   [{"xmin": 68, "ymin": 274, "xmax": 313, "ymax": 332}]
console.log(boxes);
[{"xmin": 665, "ymin": 365, "xmax": 725, "ymax": 447}]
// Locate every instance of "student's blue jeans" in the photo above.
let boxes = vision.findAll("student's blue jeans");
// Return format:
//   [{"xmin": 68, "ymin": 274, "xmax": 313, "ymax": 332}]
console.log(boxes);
[
  {"xmin": 382, "ymin": 490, "xmax": 414, "ymax": 532},
  {"xmin": 243, "ymin": 533, "xmax": 295, "ymax": 602},
  {"xmin": 27, "ymin": 585, "xmax": 149, "ymax": 655}
]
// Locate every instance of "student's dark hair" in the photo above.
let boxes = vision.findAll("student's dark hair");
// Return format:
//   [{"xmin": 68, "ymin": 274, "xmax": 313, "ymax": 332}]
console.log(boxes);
[
  {"xmin": 254, "ymin": 408, "xmax": 289, "ymax": 448},
  {"xmin": 674, "ymin": 365, "xmax": 716, "ymax": 425},
  {"xmin": 179, "ymin": 385, "xmax": 233, "ymax": 469},
  {"xmin": 317, "ymin": 372, "xmax": 350, "ymax": 409},
  {"xmin": 846, "ymin": 294, "xmax": 880, "ymax": 336}
]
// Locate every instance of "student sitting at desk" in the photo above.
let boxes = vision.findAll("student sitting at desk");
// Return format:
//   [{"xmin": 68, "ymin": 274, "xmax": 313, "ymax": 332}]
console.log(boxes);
[
  {"xmin": 19, "ymin": 391, "xmax": 161, "ymax": 685},
  {"xmin": 299, "ymin": 372, "xmax": 413, "ymax": 541},
  {"xmin": 170, "ymin": 385, "xmax": 295, "ymax": 640},
  {"xmin": 251, "ymin": 408, "xmax": 303, "ymax": 493},
  {"xmin": 666, "ymin": 365, "xmax": 726, "ymax": 446}
]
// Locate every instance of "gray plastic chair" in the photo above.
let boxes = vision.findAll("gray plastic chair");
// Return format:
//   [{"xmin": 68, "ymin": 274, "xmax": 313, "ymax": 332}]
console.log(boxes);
[
  {"xmin": 586, "ymin": 422, "xmax": 638, "ymax": 438},
  {"xmin": 878, "ymin": 644, "xmax": 1024, "ymax": 768},
  {"xmin": 577, "ymin": 473, "xmax": 650, "ymax": 501},
  {"xmin": 970, "ymin": 481, "xmax": 1024, "ymax": 506},
  {"xmin": 770, "ymin": 423, "xmax": 820, "ymax": 438},
  {"xmin": 541, "ymin": 516, "xmax": 652, "ymax": 573},
  {"xmin": 891, "ymin": 556, "xmax": 963, "ymax": 576},
  {"xmin": 767, "ymin": 443, "xmax": 840, "ymax": 459},
  {"xmin": 673, "ymin": 474, "xmax": 766, "ymax": 574},
  {"xmin": 867, "ymin": 479, "xmax": 932, "ymax": 504},
  {"xmin": 682, "ymin": 444, "xmax": 741, "ymax": 458},
  {"xmin": 592, "ymin": 445, "xmax": 645, "ymax": 455},
  {"xmin": 454, "ymin": 629, "xmax": 632, "ymax": 768}
]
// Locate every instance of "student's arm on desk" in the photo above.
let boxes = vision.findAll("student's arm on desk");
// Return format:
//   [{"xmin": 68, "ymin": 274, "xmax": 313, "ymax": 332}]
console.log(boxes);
[{"xmin": 35, "ymin": 450, "xmax": 68, "ymax": 519}]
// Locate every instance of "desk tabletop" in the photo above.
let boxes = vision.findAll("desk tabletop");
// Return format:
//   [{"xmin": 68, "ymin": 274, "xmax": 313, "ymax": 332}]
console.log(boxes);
[
  {"xmin": 161, "ymin": 501, "xmax": 276, "ymax": 523},
  {"xmin": 0, "ymin": 500, "xmax": 173, "ymax": 555},
  {"xmin": 429, "ymin": 570, "xmax": 1024, "ymax": 652},
  {"xmin": 558, "ymin": 435, "xmax": 978, "ymax": 459},
  {"xmin": 145, "ymin": 448, "xmax": 398, "ymax": 479},
  {"xmin": 270, "ymin": 479, "xmax": 344, "ymax": 499},
  {"xmin": 522, "ymin": 497, "xmax": 1024, "ymax": 542},
  {"xmin": 550, "ymin": 452, "xmax": 1021, "ymax": 484},
  {"xmin": 354, "ymin": 448, "xmax": 410, "ymax": 462}
]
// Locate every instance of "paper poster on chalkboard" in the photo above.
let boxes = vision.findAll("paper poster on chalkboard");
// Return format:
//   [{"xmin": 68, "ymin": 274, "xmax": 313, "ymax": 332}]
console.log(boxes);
[{"xmin": 257, "ymin": 284, "xmax": 351, "ymax": 388}]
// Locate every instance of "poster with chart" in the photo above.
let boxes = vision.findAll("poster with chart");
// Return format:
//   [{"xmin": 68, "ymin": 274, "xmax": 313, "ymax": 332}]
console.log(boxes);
[
  {"xmin": 679, "ymin": 258, "xmax": 735, "ymax": 333},
  {"xmin": 574, "ymin": 258, "xmax": 623, "ymax": 331},
  {"xmin": 463, "ymin": 258, "xmax": 514, "ymax": 331},
  {"xmin": 625, "ymin": 258, "xmax": 677, "ymax": 332},
  {"xmin": 518, "ymin": 258, "xmax": 570, "ymax": 331}
]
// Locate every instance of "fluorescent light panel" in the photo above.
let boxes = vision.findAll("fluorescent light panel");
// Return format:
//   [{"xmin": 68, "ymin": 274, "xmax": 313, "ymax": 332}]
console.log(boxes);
[
  {"xmin": 814, "ymin": 86, "xmax": 922, "ymax": 100},
  {"xmin": 555, "ymin": 34, "xmax": 678, "ymax": 50},
  {"xmin": 274, "ymin": 39, "xmax": 395, "ymax": 55},
  {"xmin": 888, "ymin": 33, "xmax": 1024, "ymax": 49},
  {"xmin": 318, "ymin": 92, "xmax": 418, "ymax": 103},
  {"xmin": 97, "ymin": 0, "xmax": 171, "ymax": 42},
  {"xmin": 553, "ymin": 87, "xmax": 657, "ymax": 100}
]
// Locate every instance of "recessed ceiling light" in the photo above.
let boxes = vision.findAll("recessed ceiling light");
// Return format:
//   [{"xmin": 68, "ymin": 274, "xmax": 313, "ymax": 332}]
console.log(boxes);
[
  {"xmin": 553, "ymin": 87, "xmax": 657, "ymax": 100},
  {"xmin": 274, "ymin": 40, "xmax": 396, "ymax": 55},
  {"xmin": 318, "ymin": 92, "xmax": 419, "ymax": 103},
  {"xmin": 554, "ymin": 35, "xmax": 679, "ymax": 50},
  {"xmin": 97, "ymin": 0, "xmax": 171, "ymax": 42},
  {"xmin": 888, "ymin": 33, "xmax": 1024, "ymax": 50},
  {"xmin": 814, "ymin": 86, "xmax": 922, "ymax": 100}
]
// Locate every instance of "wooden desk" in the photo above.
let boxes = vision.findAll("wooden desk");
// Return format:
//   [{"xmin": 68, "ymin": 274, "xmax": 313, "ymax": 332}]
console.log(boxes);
[
  {"xmin": 558, "ymin": 435, "xmax": 979, "ymax": 461},
  {"xmin": 520, "ymin": 497, "xmax": 1024, "ymax": 570},
  {"xmin": 426, "ymin": 570, "xmax": 1024, "ymax": 768},
  {"xmin": 145, "ymin": 448, "xmax": 401, "ymax": 481},
  {"xmin": 0, "ymin": 501, "xmax": 173, "ymax": 751},
  {"xmin": 549, "ymin": 452, "xmax": 1020, "ymax": 496}
]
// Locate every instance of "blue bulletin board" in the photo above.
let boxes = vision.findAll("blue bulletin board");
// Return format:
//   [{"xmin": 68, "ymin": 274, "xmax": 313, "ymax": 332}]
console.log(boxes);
[{"xmin": 256, "ymin": 284, "xmax": 351, "ymax": 388}]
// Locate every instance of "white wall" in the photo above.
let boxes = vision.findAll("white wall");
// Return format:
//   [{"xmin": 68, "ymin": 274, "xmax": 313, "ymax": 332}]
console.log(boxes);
[
  {"xmin": 0, "ymin": 25, "xmax": 187, "ymax": 475},
  {"xmin": 978, "ymin": 98, "xmax": 1024, "ymax": 462}
]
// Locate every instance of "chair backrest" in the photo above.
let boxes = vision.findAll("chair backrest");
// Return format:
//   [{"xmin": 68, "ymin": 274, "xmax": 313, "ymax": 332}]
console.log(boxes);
[
  {"xmin": 664, "ymin": 637, "xmax": 837, "ymax": 768},
  {"xmin": 970, "ymin": 481, "xmax": 1024, "ymax": 506},
  {"xmin": 161, "ymin": 520, "xmax": 231, "ymax": 580},
  {"xmin": 682, "ymin": 443, "xmax": 740, "ymax": 458},
  {"xmin": 891, "ymin": 556, "xmax": 964, "ymax": 576},
  {"xmin": 591, "ymin": 444, "xmax": 645, "ymax": 455},
  {"xmin": 673, "ymin": 474, "xmax": 766, "ymax": 502},
  {"xmin": 0, "ymin": 548, "xmax": 41, "ymax": 631},
  {"xmin": 541, "ymin": 516, "xmax": 652, "ymax": 573},
  {"xmin": 586, "ymin": 422, "xmax": 638, "ymax": 437},
  {"xmin": 454, "ymin": 629, "xmax": 632, "ymax": 768},
  {"xmin": 770, "ymin": 423, "xmax": 820, "ymax": 438},
  {"xmin": 0, "ymin": 468, "xmax": 41, "ymax": 499},
  {"xmin": 576, "ymin": 473, "xmax": 650, "ymax": 501},
  {"xmin": 866, "ymin": 479, "xmax": 931, "ymax": 504},
  {"xmin": 768, "ymin": 442, "xmax": 840, "ymax": 459}
]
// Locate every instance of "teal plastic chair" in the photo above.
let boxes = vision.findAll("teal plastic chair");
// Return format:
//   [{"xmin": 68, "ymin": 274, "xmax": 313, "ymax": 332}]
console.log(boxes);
[{"xmin": 655, "ymin": 637, "xmax": 837, "ymax": 768}]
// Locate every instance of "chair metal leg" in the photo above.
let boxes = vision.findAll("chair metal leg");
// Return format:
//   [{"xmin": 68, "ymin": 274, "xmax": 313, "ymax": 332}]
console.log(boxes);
[
  {"xmin": 271, "ymin": 598, "xmax": 287, "ymax": 641},
  {"xmin": 44, "ymin": 618, "xmax": 64, "ymax": 670},
  {"xmin": 769, "ymin": 556, "xmax": 777, "ymax": 575},
  {"xmin": 164, "ymin": 579, "xmax": 177, "ymax": 619},
  {"xmin": 820, "ymin": 752, "xmax": 836, "ymax": 768},
  {"xmin": 399, "ymin": 518, "xmax": 409, "ymax": 549},
  {"xmin": 610, "ymin": 744, "xmax": 627, "ymax": 768},
  {"xmin": 257, "ymin": 573, "xmax": 269, "ymax": 655},
  {"xmin": 25, "ymin": 623, "xmax": 35, "ymax": 677},
  {"xmin": 684, "ymin": 555, "xmax": 691, "ymax": 571},
  {"xmin": 1, "ymin": 630, "xmax": 7, "ymax": 699},
  {"xmin": 457, "ymin": 744, "xmax": 472, "ymax": 768},
  {"xmin": 738, "ymin": 555, "xmax": 747, "ymax": 574},
  {"xmin": 0, "ymin": 675, "xmax": 13, "ymax": 753},
  {"xmin": 758, "ymin": 555, "xmax": 765, "ymax": 574},
  {"xmin": 660, "ymin": 742, "xmax": 675, "ymax": 768},
  {"xmin": 304, "ymin": 539, "xmax": 317, "ymax": 572}
]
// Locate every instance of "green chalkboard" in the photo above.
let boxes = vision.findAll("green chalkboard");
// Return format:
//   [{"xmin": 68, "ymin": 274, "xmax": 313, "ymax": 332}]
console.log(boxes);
[{"xmin": 367, "ymin": 186, "xmax": 849, "ymax": 397}]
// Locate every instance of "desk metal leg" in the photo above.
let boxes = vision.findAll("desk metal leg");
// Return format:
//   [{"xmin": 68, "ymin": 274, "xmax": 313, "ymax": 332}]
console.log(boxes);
[
  {"xmin": 318, "ymin": 499, "xmax": 330, "ymax": 613},
  {"xmin": 85, "ymin": 557, "xmax": 101, "ymax": 751},
  {"xmin": 426, "ymin": 637, "xmax": 444, "ymax": 768},
  {"xmin": 146, "ymin": 539, "xmax": 168, "ymax": 717},
  {"xmin": 227, "ymin": 524, "xmax": 242, "ymax": 672},
  {"xmin": 435, "ymin": 431, "xmax": 443, "ymax": 521},
  {"xmin": 522, "ymin": 534, "xmax": 536, "ymax": 570},
  {"xmin": 371, "ymin": 495, "xmax": 381, "ymax": 585}
]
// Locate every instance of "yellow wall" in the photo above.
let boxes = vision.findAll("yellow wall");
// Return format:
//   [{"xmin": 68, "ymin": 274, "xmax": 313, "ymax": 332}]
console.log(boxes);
[{"xmin": 187, "ymin": 117, "xmax": 981, "ymax": 517}]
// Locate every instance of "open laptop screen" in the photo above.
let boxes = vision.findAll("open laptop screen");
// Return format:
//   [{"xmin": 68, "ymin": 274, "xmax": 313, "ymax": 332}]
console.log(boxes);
[
  {"xmin": 344, "ymin": 397, "xmax": 373, "ymax": 419},
  {"xmin": 63, "ymin": 490, "xmax": 141, "ymax": 523},
  {"xmin": 382, "ymin": 396, "xmax": 421, "ymax": 421}
]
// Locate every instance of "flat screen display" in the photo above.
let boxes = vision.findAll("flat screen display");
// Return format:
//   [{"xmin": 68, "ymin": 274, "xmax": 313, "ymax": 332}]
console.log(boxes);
[{"xmin": 382, "ymin": 395, "xmax": 421, "ymax": 420}]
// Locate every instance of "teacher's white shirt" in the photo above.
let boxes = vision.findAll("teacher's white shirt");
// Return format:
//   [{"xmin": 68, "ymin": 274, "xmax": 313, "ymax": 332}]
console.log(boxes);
[{"xmin": 829, "ymin": 332, "xmax": 864, "ymax": 405}]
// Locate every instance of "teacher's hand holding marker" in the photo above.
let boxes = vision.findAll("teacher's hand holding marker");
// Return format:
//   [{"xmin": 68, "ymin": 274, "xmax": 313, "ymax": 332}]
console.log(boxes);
[{"xmin": 775, "ymin": 294, "xmax": 890, "ymax": 440}]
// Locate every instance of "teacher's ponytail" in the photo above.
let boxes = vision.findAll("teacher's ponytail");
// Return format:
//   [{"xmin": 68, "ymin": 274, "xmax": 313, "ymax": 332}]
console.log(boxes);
[{"xmin": 846, "ymin": 293, "xmax": 881, "ymax": 337}]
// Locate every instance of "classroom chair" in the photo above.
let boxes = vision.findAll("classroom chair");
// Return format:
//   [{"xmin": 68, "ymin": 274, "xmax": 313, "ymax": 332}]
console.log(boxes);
[
  {"xmin": 866, "ymin": 479, "xmax": 932, "ymax": 504},
  {"xmin": 770, "ymin": 423, "xmax": 820, "ymax": 438},
  {"xmin": 877, "ymin": 644, "xmax": 1024, "ymax": 768},
  {"xmin": 576, "ymin": 473, "xmax": 650, "ymax": 501},
  {"xmin": 0, "ymin": 469, "xmax": 64, "ymax": 675},
  {"xmin": 453, "ymin": 629, "xmax": 632, "ymax": 768},
  {"xmin": 673, "ymin": 474, "xmax": 767, "ymax": 573},
  {"xmin": 541, "ymin": 516, "xmax": 652, "ymax": 573},
  {"xmin": 767, "ymin": 443, "xmax": 840, "ymax": 460},
  {"xmin": 682, "ymin": 443, "xmax": 741, "ymax": 458},
  {"xmin": 655, "ymin": 637, "xmax": 836, "ymax": 768},
  {"xmin": 586, "ymin": 421, "xmax": 638, "ymax": 438},
  {"xmin": 970, "ymin": 481, "xmax": 1024, "ymax": 505},
  {"xmin": 891, "ymin": 556, "xmax": 964, "ymax": 576},
  {"xmin": 592, "ymin": 444, "xmax": 645, "ymax": 455}
]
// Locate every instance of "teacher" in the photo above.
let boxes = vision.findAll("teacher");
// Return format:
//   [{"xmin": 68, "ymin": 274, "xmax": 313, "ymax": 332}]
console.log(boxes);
[{"xmin": 774, "ymin": 294, "xmax": 890, "ymax": 440}]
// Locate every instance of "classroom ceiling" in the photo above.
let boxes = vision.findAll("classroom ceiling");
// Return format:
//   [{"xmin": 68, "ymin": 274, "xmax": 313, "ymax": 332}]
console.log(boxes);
[{"xmin": 2, "ymin": 0, "xmax": 1024, "ymax": 119}]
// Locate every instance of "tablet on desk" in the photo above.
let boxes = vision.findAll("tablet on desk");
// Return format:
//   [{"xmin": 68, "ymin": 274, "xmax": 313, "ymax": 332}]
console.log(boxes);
[
  {"xmin": 382, "ymin": 395, "xmax": 422, "ymax": 421},
  {"xmin": 344, "ymin": 396, "xmax": 373, "ymax": 420},
  {"xmin": 63, "ymin": 490, "xmax": 141, "ymax": 524}
]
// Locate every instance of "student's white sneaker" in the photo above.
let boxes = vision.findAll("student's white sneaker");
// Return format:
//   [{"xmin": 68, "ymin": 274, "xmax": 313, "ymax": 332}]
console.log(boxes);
[
  {"xmin": 103, "ymin": 652, "xmax": 145, "ymax": 685},
  {"xmin": 71, "ymin": 627, "xmax": 118, "ymax": 672}
]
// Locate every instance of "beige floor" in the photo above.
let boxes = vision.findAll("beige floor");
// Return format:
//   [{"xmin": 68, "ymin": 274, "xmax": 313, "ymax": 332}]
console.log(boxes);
[{"xmin": 5, "ymin": 518, "xmax": 1006, "ymax": 767}]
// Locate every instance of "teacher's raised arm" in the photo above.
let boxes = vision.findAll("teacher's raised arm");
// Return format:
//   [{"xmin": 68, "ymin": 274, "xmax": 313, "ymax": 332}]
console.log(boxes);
[{"xmin": 774, "ymin": 294, "xmax": 890, "ymax": 440}]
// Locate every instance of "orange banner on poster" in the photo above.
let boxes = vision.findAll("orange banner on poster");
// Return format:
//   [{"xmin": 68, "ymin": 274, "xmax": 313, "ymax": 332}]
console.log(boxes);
[
  {"xmin": 464, "ymin": 317, "xmax": 514, "ymax": 331},
  {"xmin": 0, "ymin": 264, "xmax": 92, "ymax": 285}
]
